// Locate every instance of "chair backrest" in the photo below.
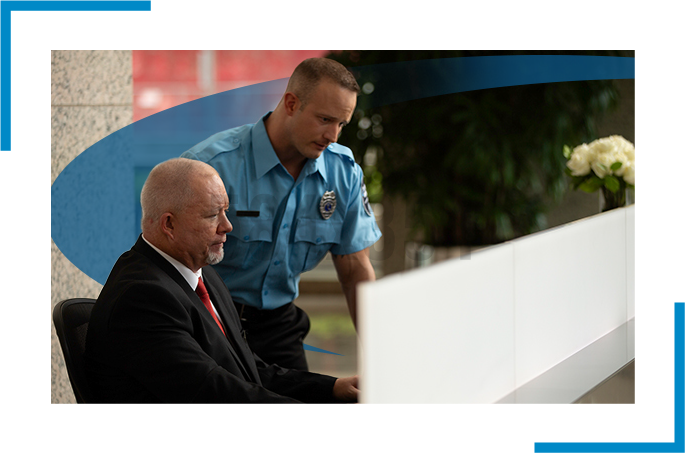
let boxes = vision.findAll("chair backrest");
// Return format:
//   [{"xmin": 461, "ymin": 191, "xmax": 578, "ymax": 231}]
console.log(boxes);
[{"xmin": 53, "ymin": 298, "xmax": 96, "ymax": 403}]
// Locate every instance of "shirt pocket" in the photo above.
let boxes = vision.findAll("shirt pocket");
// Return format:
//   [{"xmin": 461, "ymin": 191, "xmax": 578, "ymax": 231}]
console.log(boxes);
[
  {"xmin": 291, "ymin": 218, "xmax": 343, "ymax": 273},
  {"xmin": 224, "ymin": 217, "xmax": 273, "ymax": 269}
]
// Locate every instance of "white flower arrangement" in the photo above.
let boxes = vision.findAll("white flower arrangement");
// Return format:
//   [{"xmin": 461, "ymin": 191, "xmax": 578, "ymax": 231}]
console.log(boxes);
[{"xmin": 563, "ymin": 135, "xmax": 635, "ymax": 196}]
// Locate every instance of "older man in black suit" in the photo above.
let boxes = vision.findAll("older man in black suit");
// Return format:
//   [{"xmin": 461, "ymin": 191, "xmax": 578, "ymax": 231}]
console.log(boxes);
[{"xmin": 85, "ymin": 158, "xmax": 359, "ymax": 403}]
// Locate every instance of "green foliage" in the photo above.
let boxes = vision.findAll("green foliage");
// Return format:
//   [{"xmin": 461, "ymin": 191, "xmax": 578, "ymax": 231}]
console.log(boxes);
[
  {"xmin": 308, "ymin": 313, "xmax": 356, "ymax": 340},
  {"xmin": 563, "ymin": 145, "xmax": 573, "ymax": 159},
  {"xmin": 578, "ymin": 175, "xmax": 604, "ymax": 193},
  {"xmin": 604, "ymin": 175, "xmax": 621, "ymax": 193},
  {"xmin": 326, "ymin": 50, "xmax": 627, "ymax": 246},
  {"xmin": 564, "ymin": 152, "xmax": 634, "ymax": 197}
]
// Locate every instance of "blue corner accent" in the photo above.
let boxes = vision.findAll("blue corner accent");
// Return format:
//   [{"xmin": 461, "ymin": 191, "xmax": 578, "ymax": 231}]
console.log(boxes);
[
  {"xmin": 303, "ymin": 344, "xmax": 343, "ymax": 356},
  {"xmin": 0, "ymin": 1, "xmax": 152, "ymax": 151},
  {"xmin": 535, "ymin": 303, "xmax": 685, "ymax": 453},
  {"xmin": 1, "ymin": 1, "xmax": 12, "ymax": 150}
]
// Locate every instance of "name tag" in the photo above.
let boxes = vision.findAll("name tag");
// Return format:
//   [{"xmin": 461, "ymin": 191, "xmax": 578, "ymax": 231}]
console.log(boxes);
[{"xmin": 236, "ymin": 211, "xmax": 260, "ymax": 217}]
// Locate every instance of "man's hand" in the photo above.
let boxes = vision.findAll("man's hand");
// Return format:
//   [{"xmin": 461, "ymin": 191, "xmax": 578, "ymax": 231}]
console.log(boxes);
[{"xmin": 333, "ymin": 375, "xmax": 360, "ymax": 402}]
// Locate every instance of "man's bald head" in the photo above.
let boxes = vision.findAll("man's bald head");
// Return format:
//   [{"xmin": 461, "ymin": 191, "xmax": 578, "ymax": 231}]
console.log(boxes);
[
  {"xmin": 140, "ymin": 158, "xmax": 232, "ymax": 272},
  {"xmin": 140, "ymin": 158, "xmax": 218, "ymax": 234}
]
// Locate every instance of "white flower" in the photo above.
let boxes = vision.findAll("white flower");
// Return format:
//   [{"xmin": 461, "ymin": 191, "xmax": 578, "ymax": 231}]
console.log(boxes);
[
  {"xmin": 609, "ymin": 135, "xmax": 635, "ymax": 158},
  {"xmin": 591, "ymin": 150, "xmax": 616, "ymax": 178},
  {"xmin": 566, "ymin": 135, "xmax": 634, "ymax": 188},
  {"xmin": 575, "ymin": 142, "xmax": 598, "ymax": 163},
  {"xmin": 566, "ymin": 145, "xmax": 591, "ymax": 176},
  {"xmin": 622, "ymin": 162, "xmax": 635, "ymax": 185},
  {"xmin": 623, "ymin": 145, "xmax": 635, "ymax": 163},
  {"xmin": 565, "ymin": 135, "xmax": 635, "ymax": 191}
]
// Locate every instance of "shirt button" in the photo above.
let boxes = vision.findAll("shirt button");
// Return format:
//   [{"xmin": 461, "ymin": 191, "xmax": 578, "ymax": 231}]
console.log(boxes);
[
  {"xmin": 316, "ymin": 237, "xmax": 322, "ymax": 243},
  {"xmin": 243, "ymin": 235, "xmax": 250, "ymax": 240},
  {"xmin": 233, "ymin": 138, "xmax": 239, "ymax": 144},
  {"xmin": 263, "ymin": 290, "xmax": 269, "ymax": 296},
  {"xmin": 282, "ymin": 223, "xmax": 288, "ymax": 229},
  {"xmin": 274, "ymin": 260, "xmax": 280, "ymax": 266}
]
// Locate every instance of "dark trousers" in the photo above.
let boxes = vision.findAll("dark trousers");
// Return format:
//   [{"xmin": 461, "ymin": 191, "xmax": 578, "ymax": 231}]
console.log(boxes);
[{"xmin": 234, "ymin": 301, "xmax": 310, "ymax": 371}]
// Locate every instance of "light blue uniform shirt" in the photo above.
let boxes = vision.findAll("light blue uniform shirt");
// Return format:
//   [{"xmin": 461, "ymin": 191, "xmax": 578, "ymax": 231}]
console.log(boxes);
[{"xmin": 181, "ymin": 113, "xmax": 382, "ymax": 310}]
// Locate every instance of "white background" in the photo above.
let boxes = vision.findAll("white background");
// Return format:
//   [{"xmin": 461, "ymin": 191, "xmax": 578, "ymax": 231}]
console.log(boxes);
[{"xmin": 0, "ymin": 0, "xmax": 682, "ymax": 452}]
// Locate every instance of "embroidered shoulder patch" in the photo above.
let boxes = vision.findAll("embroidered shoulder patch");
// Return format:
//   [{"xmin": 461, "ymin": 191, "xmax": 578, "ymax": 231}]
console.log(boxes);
[{"xmin": 361, "ymin": 180, "xmax": 372, "ymax": 216}]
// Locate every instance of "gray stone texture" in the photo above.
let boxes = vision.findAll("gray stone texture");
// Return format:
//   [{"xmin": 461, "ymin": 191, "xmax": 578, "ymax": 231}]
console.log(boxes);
[
  {"xmin": 51, "ymin": 50, "xmax": 132, "ymax": 107},
  {"xmin": 51, "ymin": 50, "xmax": 133, "ymax": 404}
]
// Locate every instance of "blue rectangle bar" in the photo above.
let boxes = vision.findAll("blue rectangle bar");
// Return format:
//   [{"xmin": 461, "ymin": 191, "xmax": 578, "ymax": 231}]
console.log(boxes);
[{"xmin": 0, "ymin": 0, "xmax": 151, "ymax": 150}]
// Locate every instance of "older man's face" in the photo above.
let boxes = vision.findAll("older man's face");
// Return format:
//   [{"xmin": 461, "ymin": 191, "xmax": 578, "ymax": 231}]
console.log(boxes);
[{"xmin": 173, "ymin": 173, "xmax": 232, "ymax": 272}]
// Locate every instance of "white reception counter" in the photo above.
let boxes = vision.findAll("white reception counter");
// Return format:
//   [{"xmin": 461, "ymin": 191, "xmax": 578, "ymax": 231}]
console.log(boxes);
[{"xmin": 358, "ymin": 205, "xmax": 635, "ymax": 403}]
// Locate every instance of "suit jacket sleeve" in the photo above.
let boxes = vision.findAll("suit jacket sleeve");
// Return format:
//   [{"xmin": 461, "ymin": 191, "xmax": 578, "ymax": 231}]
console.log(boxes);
[
  {"xmin": 97, "ymin": 281, "xmax": 303, "ymax": 403},
  {"xmin": 253, "ymin": 355, "xmax": 338, "ymax": 403},
  {"xmin": 200, "ymin": 266, "xmax": 340, "ymax": 403}
]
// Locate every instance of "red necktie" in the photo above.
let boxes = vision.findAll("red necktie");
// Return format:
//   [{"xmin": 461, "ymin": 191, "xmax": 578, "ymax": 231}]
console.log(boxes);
[{"xmin": 196, "ymin": 276, "xmax": 226, "ymax": 336}]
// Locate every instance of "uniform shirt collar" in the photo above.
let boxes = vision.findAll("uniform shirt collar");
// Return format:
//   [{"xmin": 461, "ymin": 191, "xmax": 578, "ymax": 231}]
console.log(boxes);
[
  {"xmin": 252, "ymin": 113, "xmax": 282, "ymax": 180},
  {"xmin": 307, "ymin": 149, "xmax": 328, "ymax": 183},
  {"xmin": 252, "ymin": 112, "xmax": 328, "ymax": 182},
  {"xmin": 142, "ymin": 235, "xmax": 202, "ymax": 290}
]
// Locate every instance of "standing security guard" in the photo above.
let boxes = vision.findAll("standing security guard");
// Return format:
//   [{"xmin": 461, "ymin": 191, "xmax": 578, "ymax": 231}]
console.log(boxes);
[{"xmin": 181, "ymin": 58, "xmax": 381, "ymax": 371}]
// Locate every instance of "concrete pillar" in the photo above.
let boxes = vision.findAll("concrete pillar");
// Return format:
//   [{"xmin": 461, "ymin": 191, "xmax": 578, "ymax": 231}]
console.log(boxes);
[{"xmin": 51, "ymin": 51, "xmax": 133, "ymax": 403}]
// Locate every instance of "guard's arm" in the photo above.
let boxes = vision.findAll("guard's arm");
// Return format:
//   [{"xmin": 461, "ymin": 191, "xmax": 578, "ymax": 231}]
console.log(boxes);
[{"xmin": 331, "ymin": 247, "xmax": 375, "ymax": 329}]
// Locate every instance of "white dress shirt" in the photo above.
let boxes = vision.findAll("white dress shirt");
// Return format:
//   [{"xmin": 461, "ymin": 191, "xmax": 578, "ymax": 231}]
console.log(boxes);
[{"xmin": 142, "ymin": 235, "xmax": 225, "ymax": 325}]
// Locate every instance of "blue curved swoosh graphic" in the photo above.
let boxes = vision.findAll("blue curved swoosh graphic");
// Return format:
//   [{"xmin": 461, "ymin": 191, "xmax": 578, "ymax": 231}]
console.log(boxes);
[
  {"xmin": 348, "ymin": 55, "xmax": 633, "ymax": 108},
  {"xmin": 303, "ymin": 344, "xmax": 343, "ymax": 356},
  {"xmin": 52, "ymin": 78, "xmax": 289, "ymax": 284}
]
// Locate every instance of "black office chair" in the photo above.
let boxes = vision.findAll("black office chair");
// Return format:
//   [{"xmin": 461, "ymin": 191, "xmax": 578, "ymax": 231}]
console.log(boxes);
[{"xmin": 53, "ymin": 298, "xmax": 96, "ymax": 403}]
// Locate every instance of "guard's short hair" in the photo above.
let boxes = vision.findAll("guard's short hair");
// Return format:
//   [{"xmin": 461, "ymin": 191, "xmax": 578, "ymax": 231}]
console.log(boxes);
[{"xmin": 286, "ymin": 58, "xmax": 360, "ymax": 106}]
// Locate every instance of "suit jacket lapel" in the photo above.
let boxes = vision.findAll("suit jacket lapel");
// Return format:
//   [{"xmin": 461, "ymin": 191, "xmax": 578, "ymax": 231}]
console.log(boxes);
[
  {"xmin": 203, "ymin": 270, "xmax": 261, "ymax": 384},
  {"xmin": 132, "ymin": 236, "xmax": 257, "ymax": 383}
]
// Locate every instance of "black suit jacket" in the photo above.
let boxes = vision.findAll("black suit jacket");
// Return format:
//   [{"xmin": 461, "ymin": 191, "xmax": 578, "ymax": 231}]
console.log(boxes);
[{"xmin": 84, "ymin": 236, "xmax": 337, "ymax": 403}]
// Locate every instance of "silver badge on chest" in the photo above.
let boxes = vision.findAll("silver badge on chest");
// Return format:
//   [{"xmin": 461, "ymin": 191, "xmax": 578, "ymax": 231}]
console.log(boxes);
[{"xmin": 319, "ymin": 191, "xmax": 337, "ymax": 220}]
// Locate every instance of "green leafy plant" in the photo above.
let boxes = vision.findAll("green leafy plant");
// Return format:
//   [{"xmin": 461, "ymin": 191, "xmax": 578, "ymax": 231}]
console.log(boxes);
[{"xmin": 326, "ymin": 50, "xmax": 629, "ymax": 246}]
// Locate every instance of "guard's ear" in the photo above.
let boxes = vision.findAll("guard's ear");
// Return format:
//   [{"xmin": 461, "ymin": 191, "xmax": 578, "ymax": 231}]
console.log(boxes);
[
  {"xmin": 160, "ymin": 212, "xmax": 175, "ymax": 240},
  {"xmin": 283, "ymin": 92, "xmax": 301, "ymax": 116}
]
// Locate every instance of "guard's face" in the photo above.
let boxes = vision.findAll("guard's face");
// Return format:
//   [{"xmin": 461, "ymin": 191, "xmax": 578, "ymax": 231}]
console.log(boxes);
[
  {"xmin": 289, "ymin": 79, "xmax": 357, "ymax": 160},
  {"xmin": 173, "ymin": 174, "xmax": 232, "ymax": 272}
]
